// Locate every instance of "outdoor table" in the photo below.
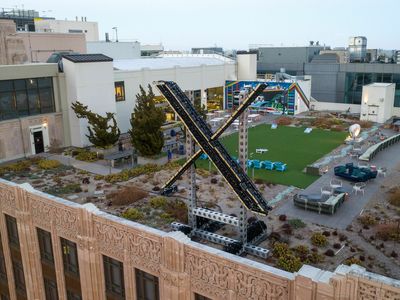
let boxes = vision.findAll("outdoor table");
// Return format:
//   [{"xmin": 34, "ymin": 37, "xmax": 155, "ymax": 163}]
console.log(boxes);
[{"xmin": 104, "ymin": 149, "xmax": 134, "ymax": 168}]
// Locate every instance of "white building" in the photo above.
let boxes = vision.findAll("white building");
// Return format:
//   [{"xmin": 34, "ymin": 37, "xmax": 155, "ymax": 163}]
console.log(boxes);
[
  {"xmin": 87, "ymin": 41, "xmax": 141, "ymax": 60},
  {"xmin": 34, "ymin": 18, "xmax": 99, "ymax": 41},
  {"xmin": 361, "ymin": 83, "xmax": 395, "ymax": 123}
]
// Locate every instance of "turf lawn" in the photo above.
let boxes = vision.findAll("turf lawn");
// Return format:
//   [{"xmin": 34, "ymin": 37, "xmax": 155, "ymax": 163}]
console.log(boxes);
[{"xmin": 194, "ymin": 124, "xmax": 347, "ymax": 189}]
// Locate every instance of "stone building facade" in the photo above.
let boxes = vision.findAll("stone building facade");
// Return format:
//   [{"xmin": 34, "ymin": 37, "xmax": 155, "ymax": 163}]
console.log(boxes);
[{"xmin": 0, "ymin": 179, "xmax": 399, "ymax": 300}]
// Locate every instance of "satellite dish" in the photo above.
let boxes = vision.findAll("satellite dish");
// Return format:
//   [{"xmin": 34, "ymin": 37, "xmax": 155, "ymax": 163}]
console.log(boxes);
[{"xmin": 349, "ymin": 124, "xmax": 361, "ymax": 139}]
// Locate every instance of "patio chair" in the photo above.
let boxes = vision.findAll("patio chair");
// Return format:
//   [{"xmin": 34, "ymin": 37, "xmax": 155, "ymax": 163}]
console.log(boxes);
[
  {"xmin": 330, "ymin": 179, "xmax": 342, "ymax": 189},
  {"xmin": 353, "ymin": 182, "xmax": 366, "ymax": 196},
  {"xmin": 263, "ymin": 160, "xmax": 274, "ymax": 170},
  {"xmin": 247, "ymin": 160, "xmax": 255, "ymax": 168},
  {"xmin": 274, "ymin": 162, "xmax": 287, "ymax": 172},
  {"xmin": 377, "ymin": 167, "xmax": 387, "ymax": 177},
  {"xmin": 321, "ymin": 186, "xmax": 333, "ymax": 197},
  {"xmin": 199, "ymin": 153, "xmax": 208, "ymax": 160},
  {"xmin": 252, "ymin": 160, "xmax": 262, "ymax": 169}
]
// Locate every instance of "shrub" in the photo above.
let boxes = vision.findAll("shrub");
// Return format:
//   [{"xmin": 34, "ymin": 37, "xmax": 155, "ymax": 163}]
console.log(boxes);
[
  {"xmin": 311, "ymin": 233, "xmax": 328, "ymax": 247},
  {"xmin": 345, "ymin": 257, "xmax": 362, "ymax": 266},
  {"xmin": 5, "ymin": 160, "xmax": 31, "ymax": 172},
  {"xmin": 339, "ymin": 234, "xmax": 347, "ymax": 242},
  {"xmin": 275, "ymin": 116, "xmax": 292, "ymax": 126},
  {"xmin": 324, "ymin": 249, "xmax": 335, "ymax": 257},
  {"xmin": 358, "ymin": 214, "xmax": 377, "ymax": 226},
  {"xmin": 358, "ymin": 120, "xmax": 372, "ymax": 128},
  {"xmin": 375, "ymin": 223, "xmax": 400, "ymax": 241},
  {"xmin": 388, "ymin": 188, "xmax": 400, "ymax": 207},
  {"xmin": 165, "ymin": 199, "xmax": 188, "ymax": 223},
  {"xmin": 44, "ymin": 183, "xmax": 82, "ymax": 196},
  {"xmin": 121, "ymin": 208, "xmax": 144, "ymax": 221},
  {"xmin": 159, "ymin": 212, "xmax": 174, "ymax": 222},
  {"xmin": 333, "ymin": 243, "xmax": 342, "ymax": 249},
  {"xmin": 107, "ymin": 186, "xmax": 148, "ymax": 206},
  {"xmin": 288, "ymin": 219, "xmax": 306, "ymax": 229},
  {"xmin": 94, "ymin": 175, "xmax": 104, "ymax": 181},
  {"xmin": 281, "ymin": 223, "xmax": 293, "ymax": 235},
  {"xmin": 293, "ymin": 245, "xmax": 309, "ymax": 257},
  {"xmin": 270, "ymin": 232, "xmax": 281, "ymax": 242},
  {"xmin": 322, "ymin": 231, "xmax": 331, "ymax": 237},
  {"xmin": 278, "ymin": 214, "xmax": 287, "ymax": 222},
  {"xmin": 150, "ymin": 196, "xmax": 167, "ymax": 209},
  {"xmin": 307, "ymin": 252, "xmax": 325, "ymax": 264},
  {"xmin": 277, "ymin": 254, "xmax": 302, "ymax": 272},
  {"xmin": 75, "ymin": 149, "xmax": 98, "ymax": 162},
  {"xmin": 210, "ymin": 178, "xmax": 218, "ymax": 184},
  {"xmin": 37, "ymin": 159, "xmax": 61, "ymax": 170},
  {"xmin": 272, "ymin": 242, "xmax": 290, "ymax": 258}
]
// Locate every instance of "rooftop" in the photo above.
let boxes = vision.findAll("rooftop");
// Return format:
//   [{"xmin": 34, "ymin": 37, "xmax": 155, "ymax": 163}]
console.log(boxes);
[
  {"xmin": 113, "ymin": 55, "xmax": 234, "ymax": 71},
  {"xmin": 63, "ymin": 53, "xmax": 113, "ymax": 63}
]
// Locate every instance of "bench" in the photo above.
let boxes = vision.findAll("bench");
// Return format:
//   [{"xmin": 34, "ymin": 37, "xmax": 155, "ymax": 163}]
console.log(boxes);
[
  {"xmin": 293, "ymin": 193, "xmax": 346, "ymax": 215},
  {"xmin": 359, "ymin": 133, "xmax": 400, "ymax": 161}
]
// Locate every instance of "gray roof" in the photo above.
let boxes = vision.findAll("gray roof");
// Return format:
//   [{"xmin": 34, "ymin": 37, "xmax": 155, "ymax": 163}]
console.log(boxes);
[
  {"xmin": 113, "ymin": 56, "xmax": 233, "ymax": 71},
  {"xmin": 311, "ymin": 54, "xmax": 339, "ymax": 63},
  {"xmin": 63, "ymin": 54, "xmax": 113, "ymax": 63}
]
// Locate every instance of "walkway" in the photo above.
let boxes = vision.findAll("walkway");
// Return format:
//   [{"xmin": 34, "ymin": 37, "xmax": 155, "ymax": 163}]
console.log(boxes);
[{"xmin": 275, "ymin": 134, "xmax": 400, "ymax": 230}]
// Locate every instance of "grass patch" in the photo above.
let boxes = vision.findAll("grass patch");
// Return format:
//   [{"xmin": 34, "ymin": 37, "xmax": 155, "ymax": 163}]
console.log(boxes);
[{"xmin": 193, "ymin": 125, "xmax": 346, "ymax": 188}]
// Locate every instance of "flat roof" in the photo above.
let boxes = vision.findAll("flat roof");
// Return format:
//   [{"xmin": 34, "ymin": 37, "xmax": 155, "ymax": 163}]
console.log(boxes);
[
  {"xmin": 113, "ymin": 56, "xmax": 233, "ymax": 71},
  {"xmin": 63, "ymin": 54, "xmax": 113, "ymax": 63}
]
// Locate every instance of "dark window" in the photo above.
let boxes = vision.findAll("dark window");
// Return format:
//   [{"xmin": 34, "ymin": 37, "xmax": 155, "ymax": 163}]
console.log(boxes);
[
  {"xmin": 44, "ymin": 277, "xmax": 58, "ymax": 300},
  {"xmin": 5, "ymin": 215, "xmax": 19, "ymax": 248},
  {"xmin": 67, "ymin": 290, "xmax": 82, "ymax": 300},
  {"xmin": 114, "ymin": 82, "xmax": 125, "ymax": 102},
  {"xmin": 103, "ymin": 256, "xmax": 125, "ymax": 299},
  {"xmin": 0, "ymin": 235, "xmax": 7, "ymax": 283},
  {"xmin": 135, "ymin": 269, "xmax": 159, "ymax": 300},
  {"xmin": 1, "ymin": 294, "xmax": 9, "ymax": 300},
  {"xmin": 195, "ymin": 294, "xmax": 212, "ymax": 300},
  {"xmin": 61, "ymin": 238, "xmax": 79, "ymax": 276},
  {"xmin": 12, "ymin": 260, "xmax": 26, "ymax": 294},
  {"xmin": 0, "ymin": 78, "xmax": 55, "ymax": 121},
  {"xmin": 37, "ymin": 228, "xmax": 54, "ymax": 264}
]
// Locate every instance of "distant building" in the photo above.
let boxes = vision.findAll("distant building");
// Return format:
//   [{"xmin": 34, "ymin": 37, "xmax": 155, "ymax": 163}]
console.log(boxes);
[
  {"xmin": 34, "ymin": 18, "xmax": 99, "ymax": 41},
  {"xmin": 320, "ymin": 49, "xmax": 349, "ymax": 64},
  {"xmin": 0, "ymin": 8, "xmax": 54, "ymax": 32},
  {"xmin": 256, "ymin": 43, "xmax": 326, "ymax": 75},
  {"xmin": 192, "ymin": 47, "xmax": 223, "ymax": 55},
  {"xmin": 140, "ymin": 43, "xmax": 164, "ymax": 57},
  {"xmin": 0, "ymin": 20, "xmax": 27, "ymax": 64},
  {"xmin": 87, "ymin": 41, "xmax": 141, "ymax": 60},
  {"xmin": 348, "ymin": 36, "xmax": 367, "ymax": 62}
]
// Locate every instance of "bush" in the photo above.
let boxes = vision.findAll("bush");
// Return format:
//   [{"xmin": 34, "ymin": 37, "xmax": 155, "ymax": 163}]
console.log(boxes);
[
  {"xmin": 333, "ymin": 243, "xmax": 342, "ymax": 249},
  {"xmin": 288, "ymin": 219, "xmax": 306, "ymax": 229},
  {"xmin": 164, "ymin": 199, "xmax": 188, "ymax": 223},
  {"xmin": 5, "ymin": 160, "xmax": 31, "ymax": 172},
  {"xmin": 269, "ymin": 232, "xmax": 281, "ymax": 242},
  {"xmin": 375, "ymin": 223, "xmax": 400, "ymax": 241},
  {"xmin": 358, "ymin": 120, "xmax": 372, "ymax": 129},
  {"xmin": 388, "ymin": 188, "xmax": 400, "ymax": 207},
  {"xmin": 278, "ymin": 214, "xmax": 287, "ymax": 222},
  {"xmin": 277, "ymin": 254, "xmax": 302, "ymax": 272},
  {"xmin": 339, "ymin": 234, "xmax": 347, "ymax": 242},
  {"xmin": 210, "ymin": 178, "xmax": 218, "ymax": 184},
  {"xmin": 358, "ymin": 214, "xmax": 377, "ymax": 226},
  {"xmin": 107, "ymin": 186, "xmax": 148, "ymax": 206},
  {"xmin": 94, "ymin": 175, "xmax": 104, "ymax": 181},
  {"xmin": 121, "ymin": 208, "xmax": 144, "ymax": 221},
  {"xmin": 293, "ymin": 245, "xmax": 309, "ymax": 257},
  {"xmin": 345, "ymin": 257, "xmax": 362, "ymax": 266},
  {"xmin": 37, "ymin": 159, "xmax": 61, "ymax": 170},
  {"xmin": 44, "ymin": 183, "xmax": 82, "ymax": 196},
  {"xmin": 275, "ymin": 116, "xmax": 292, "ymax": 126},
  {"xmin": 307, "ymin": 252, "xmax": 324, "ymax": 264},
  {"xmin": 311, "ymin": 233, "xmax": 328, "ymax": 247},
  {"xmin": 322, "ymin": 231, "xmax": 331, "ymax": 237},
  {"xmin": 272, "ymin": 242, "xmax": 290, "ymax": 258},
  {"xmin": 74, "ymin": 149, "xmax": 98, "ymax": 162},
  {"xmin": 150, "ymin": 196, "xmax": 167, "ymax": 209},
  {"xmin": 324, "ymin": 249, "xmax": 335, "ymax": 257},
  {"xmin": 281, "ymin": 223, "xmax": 293, "ymax": 235}
]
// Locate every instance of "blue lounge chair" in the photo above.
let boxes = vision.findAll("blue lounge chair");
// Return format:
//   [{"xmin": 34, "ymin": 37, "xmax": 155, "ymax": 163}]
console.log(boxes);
[
  {"xmin": 200, "ymin": 153, "xmax": 208, "ymax": 160},
  {"xmin": 252, "ymin": 160, "xmax": 262, "ymax": 169},
  {"xmin": 274, "ymin": 162, "xmax": 287, "ymax": 172},
  {"xmin": 263, "ymin": 160, "xmax": 274, "ymax": 170},
  {"xmin": 247, "ymin": 160, "xmax": 254, "ymax": 167}
]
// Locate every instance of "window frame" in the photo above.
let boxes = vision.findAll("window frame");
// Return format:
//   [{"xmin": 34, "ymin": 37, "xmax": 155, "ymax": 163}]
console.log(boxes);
[
  {"xmin": 103, "ymin": 255, "xmax": 125, "ymax": 299},
  {"xmin": 135, "ymin": 268, "xmax": 159, "ymax": 300},
  {"xmin": 37, "ymin": 228, "xmax": 54, "ymax": 264},
  {"xmin": 12, "ymin": 260, "xmax": 26, "ymax": 294},
  {"xmin": 60, "ymin": 238, "xmax": 80, "ymax": 276},
  {"xmin": 5, "ymin": 215, "xmax": 19, "ymax": 249},
  {"xmin": 114, "ymin": 81, "xmax": 126, "ymax": 102}
]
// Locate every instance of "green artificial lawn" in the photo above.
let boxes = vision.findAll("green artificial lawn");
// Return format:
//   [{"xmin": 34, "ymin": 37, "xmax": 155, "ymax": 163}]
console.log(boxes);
[{"xmin": 194, "ymin": 124, "xmax": 347, "ymax": 189}]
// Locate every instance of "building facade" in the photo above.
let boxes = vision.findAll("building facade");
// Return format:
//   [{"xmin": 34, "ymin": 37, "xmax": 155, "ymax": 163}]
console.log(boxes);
[
  {"xmin": 0, "ymin": 179, "xmax": 399, "ymax": 300},
  {"xmin": 87, "ymin": 41, "xmax": 141, "ymax": 60}
]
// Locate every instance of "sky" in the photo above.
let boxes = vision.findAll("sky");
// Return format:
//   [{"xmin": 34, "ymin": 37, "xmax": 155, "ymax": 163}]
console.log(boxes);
[{"xmin": 2, "ymin": 0, "xmax": 399, "ymax": 50}]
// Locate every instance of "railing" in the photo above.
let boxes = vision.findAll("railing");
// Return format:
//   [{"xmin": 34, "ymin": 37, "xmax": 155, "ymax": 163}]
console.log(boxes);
[{"xmin": 359, "ymin": 133, "xmax": 400, "ymax": 161}]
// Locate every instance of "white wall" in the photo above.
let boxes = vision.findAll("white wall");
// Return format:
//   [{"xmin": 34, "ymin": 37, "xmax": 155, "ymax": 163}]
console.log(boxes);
[
  {"xmin": 237, "ymin": 54, "xmax": 257, "ymax": 81},
  {"xmin": 87, "ymin": 41, "xmax": 141, "ymax": 59},
  {"xmin": 296, "ymin": 77, "xmax": 312, "ymax": 114},
  {"xmin": 361, "ymin": 83, "xmax": 395, "ymax": 123},
  {"xmin": 35, "ymin": 19, "xmax": 99, "ymax": 41},
  {"xmin": 312, "ymin": 101, "xmax": 361, "ymax": 113},
  {"xmin": 63, "ymin": 59, "xmax": 116, "ymax": 147},
  {"xmin": 114, "ymin": 63, "xmax": 237, "ymax": 132}
]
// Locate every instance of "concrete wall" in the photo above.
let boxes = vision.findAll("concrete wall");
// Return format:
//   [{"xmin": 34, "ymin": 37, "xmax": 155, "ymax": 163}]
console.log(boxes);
[
  {"xmin": 35, "ymin": 19, "xmax": 99, "ymax": 42},
  {"xmin": 312, "ymin": 101, "xmax": 361, "ymax": 114},
  {"xmin": 63, "ymin": 59, "xmax": 116, "ymax": 148},
  {"xmin": 237, "ymin": 53, "xmax": 257, "ymax": 81},
  {"xmin": 87, "ymin": 41, "xmax": 141, "ymax": 59},
  {"xmin": 18, "ymin": 32, "xmax": 87, "ymax": 62},
  {"xmin": 114, "ymin": 63, "xmax": 237, "ymax": 132},
  {"xmin": 0, "ymin": 20, "xmax": 28, "ymax": 65},
  {"xmin": 0, "ymin": 179, "xmax": 399, "ymax": 300}
]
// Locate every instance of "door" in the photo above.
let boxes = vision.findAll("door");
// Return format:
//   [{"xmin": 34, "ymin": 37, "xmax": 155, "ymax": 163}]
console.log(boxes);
[{"xmin": 33, "ymin": 131, "xmax": 44, "ymax": 154}]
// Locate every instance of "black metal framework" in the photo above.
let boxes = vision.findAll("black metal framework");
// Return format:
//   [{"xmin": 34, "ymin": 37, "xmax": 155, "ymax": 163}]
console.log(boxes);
[
  {"xmin": 114, "ymin": 81, "xmax": 125, "ymax": 102},
  {"xmin": 103, "ymin": 255, "xmax": 125, "ymax": 299},
  {"xmin": 135, "ymin": 269, "xmax": 159, "ymax": 300},
  {"xmin": 0, "ymin": 77, "xmax": 55, "ymax": 121}
]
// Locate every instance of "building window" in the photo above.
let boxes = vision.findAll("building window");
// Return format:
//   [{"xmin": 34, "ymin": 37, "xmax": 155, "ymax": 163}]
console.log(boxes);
[
  {"xmin": 0, "ymin": 77, "xmax": 55, "ymax": 121},
  {"xmin": 37, "ymin": 228, "xmax": 54, "ymax": 264},
  {"xmin": 135, "ymin": 269, "xmax": 159, "ymax": 300},
  {"xmin": 1, "ymin": 294, "xmax": 9, "ymax": 300},
  {"xmin": 5, "ymin": 215, "xmax": 19, "ymax": 248},
  {"xmin": 61, "ymin": 238, "xmax": 79, "ymax": 276},
  {"xmin": 103, "ymin": 255, "xmax": 125, "ymax": 299},
  {"xmin": 67, "ymin": 290, "xmax": 82, "ymax": 300},
  {"xmin": 44, "ymin": 277, "xmax": 58, "ymax": 300},
  {"xmin": 0, "ymin": 235, "xmax": 7, "ymax": 283},
  {"xmin": 115, "ymin": 82, "xmax": 125, "ymax": 102},
  {"xmin": 195, "ymin": 294, "xmax": 212, "ymax": 300},
  {"xmin": 12, "ymin": 260, "xmax": 26, "ymax": 294}
]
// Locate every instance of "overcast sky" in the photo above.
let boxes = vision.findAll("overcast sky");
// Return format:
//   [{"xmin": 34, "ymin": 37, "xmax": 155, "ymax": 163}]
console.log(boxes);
[{"xmin": 2, "ymin": 0, "xmax": 399, "ymax": 50}]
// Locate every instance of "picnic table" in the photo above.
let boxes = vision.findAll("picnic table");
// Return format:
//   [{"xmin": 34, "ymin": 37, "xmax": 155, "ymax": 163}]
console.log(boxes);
[{"xmin": 104, "ymin": 150, "xmax": 135, "ymax": 168}]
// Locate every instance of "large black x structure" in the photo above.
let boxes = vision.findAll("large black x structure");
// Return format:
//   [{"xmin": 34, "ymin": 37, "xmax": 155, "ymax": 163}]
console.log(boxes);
[
  {"xmin": 154, "ymin": 81, "xmax": 271, "ymax": 215},
  {"xmin": 160, "ymin": 82, "xmax": 267, "ymax": 194}
]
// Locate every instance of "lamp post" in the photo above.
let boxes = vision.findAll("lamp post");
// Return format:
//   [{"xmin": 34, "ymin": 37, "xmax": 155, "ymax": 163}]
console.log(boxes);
[{"xmin": 112, "ymin": 27, "xmax": 118, "ymax": 42}]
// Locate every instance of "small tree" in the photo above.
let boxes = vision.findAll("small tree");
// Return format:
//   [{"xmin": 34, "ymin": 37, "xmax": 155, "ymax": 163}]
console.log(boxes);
[
  {"xmin": 71, "ymin": 101, "xmax": 120, "ymax": 149},
  {"xmin": 129, "ymin": 85, "xmax": 166, "ymax": 156}
]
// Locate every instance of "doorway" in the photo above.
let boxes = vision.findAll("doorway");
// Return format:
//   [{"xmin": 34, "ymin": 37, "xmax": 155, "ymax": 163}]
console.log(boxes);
[{"xmin": 33, "ymin": 131, "xmax": 44, "ymax": 154}]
